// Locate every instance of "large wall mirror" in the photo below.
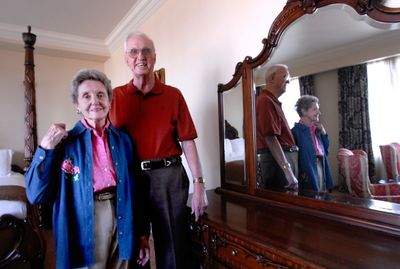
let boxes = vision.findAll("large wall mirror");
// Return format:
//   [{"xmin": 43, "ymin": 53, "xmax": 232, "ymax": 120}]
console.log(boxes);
[{"xmin": 218, "ymin": 0, "xmax": 400, "ymax": 229}]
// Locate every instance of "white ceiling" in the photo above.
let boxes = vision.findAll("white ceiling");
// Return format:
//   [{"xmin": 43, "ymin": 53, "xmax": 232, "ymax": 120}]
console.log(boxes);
[
  {"xmin": 0, "ymin": 0, "xmax": 164, "ymax": 61},
  {"xmin": 0, "ymin": 0, "xmax": 138, "ymax": 40},
  {"xmin": 261, "ymin": 4, "xmax": 400, "ymax": 77},
  {"xmin": 1, "ymin": 1, "xmax": 399, "ymax": 65}
]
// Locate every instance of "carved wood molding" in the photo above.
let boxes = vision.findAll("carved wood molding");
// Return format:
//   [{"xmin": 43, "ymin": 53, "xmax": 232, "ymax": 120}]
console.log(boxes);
[
  {"xmin": 22, "ymin": 26, "xmax": 37, "ymax": 171},
  {"xmin": 250, "ymin": 0, "xmax": 400, "ymax": 69},
  {"xmin": 154, "ymin": 67, "xmax": 165, "ymax": 83},
  {"xmin": 189, "ymin": 221, "xmax": 208, "ymax": 241},
  {"xmin": 210, "ymin": 230, "xmax": 293, "ymax": 268},
  {"xmin": 219, "ymin": 0, "xmax": 400, "ymax": 91},
  {"xmin": 217, "ymin": 62, "xmax": 243, "ymax": 93}
]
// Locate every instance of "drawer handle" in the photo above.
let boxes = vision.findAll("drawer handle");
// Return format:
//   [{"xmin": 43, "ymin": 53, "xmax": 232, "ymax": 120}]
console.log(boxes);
[{"xmin": 231, "ymin": 249, "xmax": 238, "ymax": 256}]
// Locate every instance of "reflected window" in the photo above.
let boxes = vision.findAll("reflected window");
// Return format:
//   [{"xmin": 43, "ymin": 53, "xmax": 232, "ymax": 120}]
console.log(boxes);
[
  {"xmin": 368, "ymin": 55, "xmax": 400, "ymax": 178},
  {"xmin": 278, "ymin": 77, "xmax": 301, "ymax": 128},
  {"xmin": 377, "ymin": 0, "xmax": 400, "ymax": 8},
  {"xmin": 255, "ymin": 78, "xmax": 300, "ymax": 130}
]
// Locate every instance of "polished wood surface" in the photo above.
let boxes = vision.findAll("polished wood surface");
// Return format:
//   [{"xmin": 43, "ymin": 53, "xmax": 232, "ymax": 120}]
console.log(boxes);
[{"xmin": 189, "ymin": 190, "xmax": 400, "ymax": 268}]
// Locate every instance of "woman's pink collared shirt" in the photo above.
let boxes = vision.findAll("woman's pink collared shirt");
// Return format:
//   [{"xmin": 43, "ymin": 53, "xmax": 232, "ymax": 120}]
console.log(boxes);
[
  {"xmin": 81, "ymin": 119, "xmax": 117, "ymax": 192},
  {"xmin": 299, "ymin": 119, "xmax": 324, "ymax": 157}
]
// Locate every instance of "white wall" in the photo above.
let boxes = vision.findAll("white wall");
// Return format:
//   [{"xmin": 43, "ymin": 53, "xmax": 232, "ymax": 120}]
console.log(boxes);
[
  {"xmin": 0, "ymin": 49, "xmax": 25, "ymax": 168},
  {"xmin": 105, "ymin": 0, "xmax": 285, "ymax": 190},
  {"xmin": 314, "ymin": 70, "xmax": 340, "ymax": 183},
  {"xmin": 0, "ymin": 48, "xmax": 103, "ymax": 168}
]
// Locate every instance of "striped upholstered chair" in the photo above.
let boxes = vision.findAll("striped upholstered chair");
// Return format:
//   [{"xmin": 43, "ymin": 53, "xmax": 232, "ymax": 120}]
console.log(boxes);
[
  {"xmin": 379, "ymin": 142, "xmax": 400, "ymax": 181},
  {"xmin": 337, "ymin": 148, "xmax": 400, "ymax": 203}
]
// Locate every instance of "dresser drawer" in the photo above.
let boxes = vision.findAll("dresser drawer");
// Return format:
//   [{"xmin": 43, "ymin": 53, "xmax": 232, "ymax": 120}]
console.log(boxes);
[
  {"xmin": 208, "ymin": 228, "xmax": 318, "ymax": 269},
  {"xmin": 187, "ymin": 217, "xmax": 209, "ymax": 268}
]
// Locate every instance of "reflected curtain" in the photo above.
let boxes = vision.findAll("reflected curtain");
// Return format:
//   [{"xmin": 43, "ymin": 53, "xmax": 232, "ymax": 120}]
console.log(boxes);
[
  {"xmin": 338, "ymin": 63, "xmax": 375, "ymax": 179},
  {"xmin": 299, "ymin": 75, "xmax": 315, "ymax": 96}
]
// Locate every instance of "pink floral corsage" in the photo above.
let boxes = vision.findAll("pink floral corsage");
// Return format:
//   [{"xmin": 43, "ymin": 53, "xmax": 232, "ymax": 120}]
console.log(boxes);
[{"xmin": 61, "ymin": 159, "xmax": 80, "ymax": 182}]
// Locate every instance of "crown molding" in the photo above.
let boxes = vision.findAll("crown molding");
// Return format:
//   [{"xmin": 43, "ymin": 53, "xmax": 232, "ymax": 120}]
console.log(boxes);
[
  {"xmin": 0, "ymin": 0, "xmax": 164, "ymax": 62},
  {"xmin": 105, "ymin": 0, "xmax": 166, "ymax": 52},
  {"xmin": 0, "ymin": 22, "xmax": 109, "ymax": 61}
]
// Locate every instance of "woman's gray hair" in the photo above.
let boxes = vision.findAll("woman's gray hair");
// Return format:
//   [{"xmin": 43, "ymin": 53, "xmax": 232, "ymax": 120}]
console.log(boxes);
[
  {"xmin": 295, "ymin": 95, "xmax": 319, "ymax": 117},
  {"xmin": 70, "ymin": 69, "xmax": 112, "ymax": 104},
  {"xmin": 124, "ymin": 31, "xmax": 156, "ymax": 53}
]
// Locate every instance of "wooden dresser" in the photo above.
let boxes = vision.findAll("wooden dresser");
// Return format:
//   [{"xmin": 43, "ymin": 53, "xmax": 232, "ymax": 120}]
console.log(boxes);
[
  {"xmin": 188, "ymin": 190, "xmax": 400, "ymax": 269},
  {"xmin": 195, "ymin": 1, "xmax": 400, "ymax": 268}
]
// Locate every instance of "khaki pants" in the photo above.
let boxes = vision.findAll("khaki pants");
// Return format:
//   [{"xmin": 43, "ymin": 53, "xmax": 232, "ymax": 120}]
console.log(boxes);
[{"xmin": 75, "ymin": 198, "xmax": 129, "ymax": 269}]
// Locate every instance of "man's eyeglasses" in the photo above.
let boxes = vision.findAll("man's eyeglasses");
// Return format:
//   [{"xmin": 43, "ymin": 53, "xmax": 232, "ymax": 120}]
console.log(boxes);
[{"xmin": 126, "ymin": 48, "xmax": 153, "ymax": 58}]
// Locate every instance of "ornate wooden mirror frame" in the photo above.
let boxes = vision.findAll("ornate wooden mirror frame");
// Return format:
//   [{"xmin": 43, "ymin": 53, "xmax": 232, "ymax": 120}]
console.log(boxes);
[{"xmin": 218, "ymin": 0, "xmax": 400, "ymax": 233}]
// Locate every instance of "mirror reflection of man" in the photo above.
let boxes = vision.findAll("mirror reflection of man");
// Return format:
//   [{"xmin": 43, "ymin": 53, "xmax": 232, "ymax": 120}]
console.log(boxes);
[{"xmin": 256, "ymin": 64, "xmax": 298, "ymax": 190}]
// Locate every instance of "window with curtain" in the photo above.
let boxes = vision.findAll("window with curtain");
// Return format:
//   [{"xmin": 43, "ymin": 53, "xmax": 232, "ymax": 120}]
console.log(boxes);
[
  {"xmin": 280, "ymin": 77, "xmax": 301, "ymax": 128},
  {"xmin": 367, "ymin": 56, "xmax": 400, "ymax": 178}
]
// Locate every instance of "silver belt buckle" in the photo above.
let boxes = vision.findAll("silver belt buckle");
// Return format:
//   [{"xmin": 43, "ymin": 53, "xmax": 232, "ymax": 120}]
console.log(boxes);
[
  {"xmin": 141, "ymin": 160, "xmax": 151, "ymax": 171},
  {"xmin": 96, "ymin": 192, "xmax": 114, "ymax": 201},
  {"xmin": 164, "ymin": 159, "xmax": 172, "ymax": 167}
]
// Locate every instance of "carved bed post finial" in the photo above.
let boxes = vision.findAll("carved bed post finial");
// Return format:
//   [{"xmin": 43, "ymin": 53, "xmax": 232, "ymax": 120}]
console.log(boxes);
[{"xmin": 22, "ymin": 25, "xmax": 37, "ymax": 170}]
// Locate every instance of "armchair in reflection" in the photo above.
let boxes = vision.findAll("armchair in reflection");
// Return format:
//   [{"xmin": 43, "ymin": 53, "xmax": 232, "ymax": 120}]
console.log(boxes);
[
  {"xmin": 337, "ymin": 148, "xmax": 400, "ymax": 203},
  {"xmin": 379, "ymin": 142, "xmax": 400, "ymax": 181}
]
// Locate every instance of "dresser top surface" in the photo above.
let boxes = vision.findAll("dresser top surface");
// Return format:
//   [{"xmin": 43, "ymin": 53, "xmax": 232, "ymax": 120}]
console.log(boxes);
[{"xmin": 200, "ymin": 190, "xmax": 400, "ymax": 268}]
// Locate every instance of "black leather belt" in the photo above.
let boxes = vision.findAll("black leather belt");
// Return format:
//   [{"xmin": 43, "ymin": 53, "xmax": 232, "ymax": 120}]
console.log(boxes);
[
  {"xmin": 257, "ymin": 145, "xmax": 299, "ymax": 154},
  {"xmin": 140, "ymin": 156, "xmax": 181, "ymax": 171},
  {"xmin": 94, "ymin": 187, "xmax": 116, "ymax": 201},
  {"xmin": 281, "ymin": 145, "xmax": 299, "ymax": 153}
]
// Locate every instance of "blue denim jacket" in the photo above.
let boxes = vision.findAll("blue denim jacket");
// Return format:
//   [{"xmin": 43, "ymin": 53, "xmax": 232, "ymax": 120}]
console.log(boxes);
[
  {"xmin": 26, "ymin": 121, "xmax": 136, "ymax": 269},
  {"xmin": 292, "ymin": 122, "xmax": 333, "ymax": 192}
]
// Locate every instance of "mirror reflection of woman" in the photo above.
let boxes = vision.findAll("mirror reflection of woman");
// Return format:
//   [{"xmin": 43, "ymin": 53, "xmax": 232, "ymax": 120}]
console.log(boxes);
[{"xmin": 291, "ymin": 95, "xmax": 333, "ymax": 193}]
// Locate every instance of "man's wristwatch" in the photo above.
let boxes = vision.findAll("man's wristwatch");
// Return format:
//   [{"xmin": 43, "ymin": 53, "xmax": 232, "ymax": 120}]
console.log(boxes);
[
  {"xmin": 193, "ymin": 177, "xmax": 205, "ymax": 184},
  {"xmin": 281, "ymin": 162, "xmax": 291, "ymax": 170}
]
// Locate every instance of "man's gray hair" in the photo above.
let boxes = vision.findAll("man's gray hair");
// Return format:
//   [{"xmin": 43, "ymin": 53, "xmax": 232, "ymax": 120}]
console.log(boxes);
[
  {"xmin": 70, "ymin": 69, "xmax": 112, "ymax": 104},
  {"xmin": 264, "ymin": 64, "xmax": 288, "ymax": 83},
  {"xmin": 124, "ymin": 31, "xmax": 156, "ymax": 53}
]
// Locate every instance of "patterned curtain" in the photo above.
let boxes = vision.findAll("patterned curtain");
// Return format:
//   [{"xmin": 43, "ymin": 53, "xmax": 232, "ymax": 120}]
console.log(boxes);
[
  {"xmin": 338, "ymin": 64, "xmax": 375, "ymax": 179},
  {"xmin": 299, "ymin": 75, "xmax": 315, "ymax": 96}
]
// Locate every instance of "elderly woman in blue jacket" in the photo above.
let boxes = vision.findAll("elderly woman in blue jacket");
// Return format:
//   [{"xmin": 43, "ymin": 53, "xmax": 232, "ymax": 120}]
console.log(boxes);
[
  {"xmin": 291, "ymin": 95, "xmax": 333, "ymax": 193},
  {"xmin": 25, "ymin": 69, "xmax": 149, "ymax": 269}
]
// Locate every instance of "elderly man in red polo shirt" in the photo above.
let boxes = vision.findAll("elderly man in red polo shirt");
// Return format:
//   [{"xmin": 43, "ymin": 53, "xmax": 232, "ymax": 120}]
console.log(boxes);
[
  {"xmin": 109, "ymin": 32, "xmax": 207, "ymax": 269},
  {"xmin": 256, "ymin": 64, "xmax": 298, "ymax": 190}
]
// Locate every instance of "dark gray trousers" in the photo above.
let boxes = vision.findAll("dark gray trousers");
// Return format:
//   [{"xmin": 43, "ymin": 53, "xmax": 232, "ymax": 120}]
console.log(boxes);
[
  {"xmin": 257, "ymin": 150, "xmax": 298, "ymax": 189},
  {"xmin": 142, "ymin": 163, "xmax": 189, "ymax": 269}
]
